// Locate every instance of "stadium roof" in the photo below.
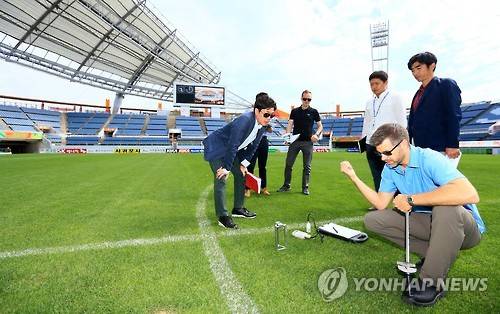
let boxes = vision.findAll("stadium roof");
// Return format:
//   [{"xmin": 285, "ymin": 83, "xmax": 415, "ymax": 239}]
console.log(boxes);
[{"xmin": 0, "ymin": 0, "xmax": 221, "ymax": 101}]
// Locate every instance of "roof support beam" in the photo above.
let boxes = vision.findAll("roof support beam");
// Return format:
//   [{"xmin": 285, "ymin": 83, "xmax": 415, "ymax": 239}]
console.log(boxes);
[
  {"xmin": 9, "ymin": 0, "xmax": 65, "ymax": 55},
  {"xmin": 124, "ymin": 29, "xmax": 177, "ymax": 91},
  {"xmin": 160, "ymin": 52, "xmax": 200, "ymax": 99},
  {"xmin": 72, "ymin": 0, "xmax": 145, "ymax": 78},
  {"xmin": 77, "ymin": 0, "xmax": 207, "ymax": 83},
  {"xmin": 210, "ymin": 72, "xmax": 222, "ymax": 84}
]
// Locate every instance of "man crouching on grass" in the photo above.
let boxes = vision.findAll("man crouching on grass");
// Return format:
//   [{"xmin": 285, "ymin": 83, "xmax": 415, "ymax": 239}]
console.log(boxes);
[{"xmin": 340, "ymin": 123, "xmax": 485, "ymax": 306}]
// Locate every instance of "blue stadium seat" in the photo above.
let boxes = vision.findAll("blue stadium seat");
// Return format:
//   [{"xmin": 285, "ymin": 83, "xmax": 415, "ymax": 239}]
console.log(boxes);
[
  {"xmin": 66, "ymin": 136, "xmax": 99, "ymax": 145},
  {"xmin": 0, "ymin": 104, "xmax": 22, "ymax": 112},
  {"xmin": 459, "ymin": 133, "xmax": 488, "ymax": 141},
  {"xmin": 0, "ymin": 110, "xmax": 29, "ymax": 119},
  {"xmin": 11, "ymin": 125, "xmax": 38, "ymax": 132}
]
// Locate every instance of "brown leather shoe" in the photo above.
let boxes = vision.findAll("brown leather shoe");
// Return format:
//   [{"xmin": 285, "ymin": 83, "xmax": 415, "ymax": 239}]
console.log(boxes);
[
  {"xmin": 262, "ymin": 187, "xmax": 270, "ymax": 195},
  {"xmin": 244, "ymin": 189, "xmax": 251, "ymax": 197}
]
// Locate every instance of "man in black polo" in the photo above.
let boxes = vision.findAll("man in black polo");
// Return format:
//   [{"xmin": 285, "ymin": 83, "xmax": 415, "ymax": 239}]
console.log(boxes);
[{"xmin": 277, "ymin": 90, "xmax": 323, "ymax": 195}]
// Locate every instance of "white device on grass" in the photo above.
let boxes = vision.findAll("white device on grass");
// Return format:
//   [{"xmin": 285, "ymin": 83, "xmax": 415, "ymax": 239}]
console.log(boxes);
[
  {"xmin": 292, "ymin": 230, "xmax": 311, "ymax": 239},
  {"xmin": 318, "ymin": 222, "xmax": 368, "ymax": 243}
]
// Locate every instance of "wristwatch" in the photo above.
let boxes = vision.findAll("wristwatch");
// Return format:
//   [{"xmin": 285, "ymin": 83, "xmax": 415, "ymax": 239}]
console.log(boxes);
[{"xmin": 407, "ymin": 195, "xmax": 415, "ymax": 207}]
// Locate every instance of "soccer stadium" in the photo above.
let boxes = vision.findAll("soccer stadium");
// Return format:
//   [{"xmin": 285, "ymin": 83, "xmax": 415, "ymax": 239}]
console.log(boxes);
[{"xmin": 1, "ymin": 1, "xmax": 499, "ymax": 312}]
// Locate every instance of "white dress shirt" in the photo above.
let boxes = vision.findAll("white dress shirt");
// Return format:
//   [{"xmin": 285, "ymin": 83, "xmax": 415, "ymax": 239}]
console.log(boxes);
[
  {"xmin": 362, "ymin": 89, "xmax": 407, "ymax": 143},
  {"xmin": 238, "ymin": 119, "xmax": 262, "ymax": 167}
]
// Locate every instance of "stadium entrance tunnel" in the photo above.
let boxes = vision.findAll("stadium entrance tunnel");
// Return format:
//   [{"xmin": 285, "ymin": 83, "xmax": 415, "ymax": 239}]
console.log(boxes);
[{"xmin": 0, "ymin": 140, "xmax": 40, "ymax": 154}]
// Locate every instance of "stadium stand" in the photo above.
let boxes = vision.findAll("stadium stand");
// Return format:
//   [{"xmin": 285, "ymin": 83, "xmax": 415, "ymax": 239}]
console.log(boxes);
[
  {"xmin": 66, "ymin": 136, "xmax": 99, "ymax": 145},
  {"xmin": 321, "ymin": 118, "xmax": 335, "ymax": 135},
  {"xmin": 0, "ymin": 104, "xmax": 38, "ymax": 132},
  {"xmin": 460, "ymin": 102, "xmax": 500, "ymax": 141},
  {"xmin": 146, "ymin": 115, "xmax": 168, "ymax": 136},
  {"xmin": 67, "ymin": 112, "xmax": 108, "ymax": 135},
  {"xmin": 309, "ymin": 118, "xmax": 330, "ymax": 146},
  {"xmin": 116, "ymin": 114, "xmax": 145, "ymax": 136},
  {"xmin": 1, "ymin": 99, "xmax": 498, "ymax": 152},
  {"xmin": 0, "ymin": 0, "xmax": 220, "ymax": 152},
  {"xmin": 0, "ymin": 121, "xmax": 8, "ymax": 130},
  {"xmin": 331, "ymin": 118, "xmax": 351, "ymax": 136},
  {"xmin": 101, "ymin": 136, "xmax": 170, "ymax": 146},
  {"xmin": 350, "ymin": 117, "xmax": 364, "ymax": 136},
  {"xmin": 176, "ymin": 116, "xmax": 205, "ymax": 138},
  {"xmin": 21, "ymin": 107, "xmax": 62, "ymax": 133},
  {"xmin": 107, "ymin": 114, "xmax": 128, "ymax": 132},
  {"xmin": 204, "ymin": 117, "xmax": 226, "ymax": 135},
  {"xmin": 21, "ymin": 107, "xmax": 63, "ymax": 144},
  {"xmin": 267, "ymin": 119, "xmax": 288, "ymax": 146},
  {"xmin": 460, "ymin": 101, "xmax": 491, "ymax": 125},
  {"xmin": 273, "ymin": 119, "xmax": 288, "ymax": 133},
  {"xmin": 45, "ymin": 134, "xmax": 62, "ymax": 145}
]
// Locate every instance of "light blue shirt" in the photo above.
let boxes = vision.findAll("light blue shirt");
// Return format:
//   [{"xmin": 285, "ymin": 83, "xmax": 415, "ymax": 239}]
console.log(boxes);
[{"xmin": 379, "ymin": 145, "xmax": 486, "ymax": 233}]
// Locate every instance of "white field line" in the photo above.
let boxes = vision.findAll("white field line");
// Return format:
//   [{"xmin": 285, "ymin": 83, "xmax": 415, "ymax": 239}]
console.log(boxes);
[
  {"xmin": 0, "ymin": 214, "xmax": 364, "ymax": 260},
  {"xmin": 196, "ymin": 185, "xmax": 260, "ymax": 314},
  {"xmin": 0, "ymin": 234, "xmax": 200, "ymax": 259}
]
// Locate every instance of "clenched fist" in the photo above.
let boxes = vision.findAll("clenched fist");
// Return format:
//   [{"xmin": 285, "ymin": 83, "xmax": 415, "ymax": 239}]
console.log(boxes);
[
  {"xmin": 340, "ymin": 161, "xmax": 356, "ymax": 179},
  {"xmin": 393, "ymin": 194, "xmax": 412, "ymax": 212}
]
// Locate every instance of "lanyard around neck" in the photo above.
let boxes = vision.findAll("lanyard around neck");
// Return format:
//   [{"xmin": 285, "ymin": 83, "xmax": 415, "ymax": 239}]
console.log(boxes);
[{"xmin": 372, "ymin": 91, "xmax": 389, "ymax": 118}]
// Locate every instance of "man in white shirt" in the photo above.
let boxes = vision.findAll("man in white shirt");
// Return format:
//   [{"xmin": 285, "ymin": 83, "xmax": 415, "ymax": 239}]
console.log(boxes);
[{"xmin": 362, "ymin": 71, "xmax": 407, "ymax": 196}]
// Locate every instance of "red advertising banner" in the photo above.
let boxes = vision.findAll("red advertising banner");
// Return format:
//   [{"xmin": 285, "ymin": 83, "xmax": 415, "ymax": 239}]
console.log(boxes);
[{"xmin": 59, "ymin": 148, "xmax": 88, "ymax": 154}]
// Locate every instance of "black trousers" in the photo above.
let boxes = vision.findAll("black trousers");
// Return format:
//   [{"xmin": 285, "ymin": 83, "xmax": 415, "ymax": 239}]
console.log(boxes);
[
  {"xmin": 283, "ymin": 140, "xmax": 313, "ymax": 189},
  {"xmin": 247, "ymin": 136, "xmax": 269, "ymax": 188},
  {"xmin": 366, "ymin": 143, "xmax": 385, "ymax": 192},
  {"xmin": 209, "ymin": 158, "xmax": 245, "ymax": 217}
]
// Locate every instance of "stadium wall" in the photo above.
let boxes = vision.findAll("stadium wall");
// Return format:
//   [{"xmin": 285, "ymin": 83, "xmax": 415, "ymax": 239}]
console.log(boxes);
[{"xmin": 44, "ymin": 145, "xmax": 331, "ymax": 154}]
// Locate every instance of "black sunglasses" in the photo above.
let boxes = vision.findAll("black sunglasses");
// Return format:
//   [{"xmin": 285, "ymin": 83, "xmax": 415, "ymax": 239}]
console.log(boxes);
[
  {"xmin": 376, "ymin": 139, "xmax": 403, "ymax": 157},
  {"xmin": 263, "ymin": 112, "xmax": 275, "ymax": 118},
  {"xmin": 302, "ymin": 98, "xmax": 312, "ymax": 102}
]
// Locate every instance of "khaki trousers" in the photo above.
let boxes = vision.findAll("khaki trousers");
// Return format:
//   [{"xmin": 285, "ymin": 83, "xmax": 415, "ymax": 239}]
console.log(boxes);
[{"xmin": 364, "ymin": 206, "xmax": 481, "ymax": 281}]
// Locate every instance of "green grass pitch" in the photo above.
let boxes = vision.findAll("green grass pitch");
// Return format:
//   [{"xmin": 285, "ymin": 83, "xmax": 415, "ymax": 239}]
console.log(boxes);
[{"xmin": 0, "ymin": 152, "xmax": 498, "ymax": 313}]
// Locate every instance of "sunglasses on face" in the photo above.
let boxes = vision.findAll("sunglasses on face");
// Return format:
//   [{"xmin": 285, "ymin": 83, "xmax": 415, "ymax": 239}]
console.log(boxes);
[
  {"xmin": 302, "ymin": 98, "xmax": 312, "ymax": 102},
  {"xmin": 376, "ymin": 139, "xmax": 403, "ymax": 157},
  {"xmin": 263, "ymin": 112, "xmax": 275, "ymax": 118}
]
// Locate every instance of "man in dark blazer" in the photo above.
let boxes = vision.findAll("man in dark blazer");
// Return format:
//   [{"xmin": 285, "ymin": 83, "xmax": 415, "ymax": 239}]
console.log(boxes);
[
  {"xmin": 203, "ymin": 93, "xmax": 277, "ymax": 229},
  {"xmin": 407, "ymin": 52, "xmax": 462, "ymax": 160}
]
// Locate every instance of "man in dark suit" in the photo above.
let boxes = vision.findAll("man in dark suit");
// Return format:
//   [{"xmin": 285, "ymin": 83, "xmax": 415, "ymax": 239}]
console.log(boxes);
[
  {"xmin": 407, "ymin": 52, "xmax": 462, "ymax": 160},
  {"xmin": 203, "ymin": 93, "xmax": 277, "ymax": 229},
  {"xmin": 245, "ymin": 93, "xmax": 273, "ymax": 197}
]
